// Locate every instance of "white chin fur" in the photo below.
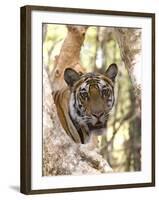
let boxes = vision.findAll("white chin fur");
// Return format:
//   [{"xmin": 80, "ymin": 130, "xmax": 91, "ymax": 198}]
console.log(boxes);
[{"xmin": 91, "ymin": 128, "xmax": 106, "ymax": 136}]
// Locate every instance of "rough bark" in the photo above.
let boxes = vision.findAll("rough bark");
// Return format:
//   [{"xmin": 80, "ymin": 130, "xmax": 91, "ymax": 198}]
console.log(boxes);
[
  {"xmin": 114, "ymin": 28, "xmax": 141, "ymax": 99},
  {"xmin": 43, "ymin": 26, "xmax": 112, "ymax": 176}
]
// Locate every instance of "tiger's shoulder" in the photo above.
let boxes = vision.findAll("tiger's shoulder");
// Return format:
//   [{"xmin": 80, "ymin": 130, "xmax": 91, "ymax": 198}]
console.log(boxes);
[{"xmin": 53, "ymin": 86, "xmax": 82, "ymax": 143}]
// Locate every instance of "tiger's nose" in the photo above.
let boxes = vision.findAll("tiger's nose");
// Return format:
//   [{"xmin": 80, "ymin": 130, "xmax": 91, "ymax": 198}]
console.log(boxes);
[{"xmin": 92, "ymin": 112, "xmax": 104, "ymax": 119}]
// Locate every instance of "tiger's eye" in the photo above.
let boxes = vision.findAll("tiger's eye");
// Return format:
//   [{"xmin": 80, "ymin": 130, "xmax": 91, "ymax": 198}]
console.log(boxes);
[
  {"xmin": 102, "ymin": 88, "xmax": 110, "ymax": 97},
  {"xmin": 80, "ymin": 91, "xmax": 88, "ymax": 99}
]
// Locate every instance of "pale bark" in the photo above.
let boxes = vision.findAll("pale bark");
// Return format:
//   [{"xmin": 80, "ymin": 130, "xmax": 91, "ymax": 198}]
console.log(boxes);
[{"xmin": 114, "ymin": 28, "xmax": 141, "ymax": 99}]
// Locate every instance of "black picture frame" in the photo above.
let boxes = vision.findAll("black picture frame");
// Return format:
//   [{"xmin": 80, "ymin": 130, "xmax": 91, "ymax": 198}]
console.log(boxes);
[{"xmin": 20, "ymin": 5, "xmax": 155, "ymax": 194}]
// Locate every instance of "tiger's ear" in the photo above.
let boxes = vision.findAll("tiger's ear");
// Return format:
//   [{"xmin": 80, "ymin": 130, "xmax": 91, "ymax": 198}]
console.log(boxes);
[
  {"xmin": 64, "ymin": 68, "xmax": 81, "ymax": 87},
  {"xmin": 105, "ymin": 63, "xmax": 118, "ymax": 82}
]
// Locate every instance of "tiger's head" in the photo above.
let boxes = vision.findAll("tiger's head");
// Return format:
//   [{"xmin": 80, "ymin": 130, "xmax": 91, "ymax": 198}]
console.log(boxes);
[{"xmin": 64, "ymin": 64, "xmax": 118, "ymax": 140}]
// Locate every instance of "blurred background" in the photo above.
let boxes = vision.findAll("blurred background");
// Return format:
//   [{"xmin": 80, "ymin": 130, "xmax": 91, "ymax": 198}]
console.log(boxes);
[{"xmin": 43, "ymin": 24, "xmax": 141, "ymax": 173}]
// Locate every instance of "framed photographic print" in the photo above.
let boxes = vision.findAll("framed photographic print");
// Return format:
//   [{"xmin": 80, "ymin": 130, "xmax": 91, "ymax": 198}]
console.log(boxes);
[{"xmin": 20, "ymin": 5, "xmax": 155, "ymax": 194}]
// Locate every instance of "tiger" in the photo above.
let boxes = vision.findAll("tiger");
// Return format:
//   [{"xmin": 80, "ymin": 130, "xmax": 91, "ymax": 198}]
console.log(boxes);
[{"xmin": 53, "ymin": 63, "xmax": 118, "ymax": 144}]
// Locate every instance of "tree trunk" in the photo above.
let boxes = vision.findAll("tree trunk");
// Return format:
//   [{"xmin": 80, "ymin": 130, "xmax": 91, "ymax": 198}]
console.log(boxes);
[
  {"xmin": 114, "ymin": 28, "xmax": 141, "ymax": 100},
  {"xmin": 43, "ymin": 26, "xmax": 112, "ymax": 176}
]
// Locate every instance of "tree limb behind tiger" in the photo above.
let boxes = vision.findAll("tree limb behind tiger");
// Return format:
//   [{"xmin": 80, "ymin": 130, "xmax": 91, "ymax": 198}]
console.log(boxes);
[{"xmin": 50, "ymin": 25, "xmax": 88, "ymax": 92}]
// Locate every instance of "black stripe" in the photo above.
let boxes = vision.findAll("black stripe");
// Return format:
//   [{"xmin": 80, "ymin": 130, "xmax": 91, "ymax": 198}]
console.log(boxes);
[
  {"xmin": 78, "ymin": 129, "xmax": 85, "ymax": 144},
  {"xmin": 73, "ymin": 91, "xmax": 77, "ymax": 106},
  {"xmin": 69, "ymin": 110, "xmax": 87, "ymax": 144}
]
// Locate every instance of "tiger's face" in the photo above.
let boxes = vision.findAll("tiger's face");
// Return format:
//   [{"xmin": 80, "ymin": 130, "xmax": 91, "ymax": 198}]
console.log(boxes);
[{"xmin": 64, "ymin": 64, "xmax": 118, "ymax": 138}]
